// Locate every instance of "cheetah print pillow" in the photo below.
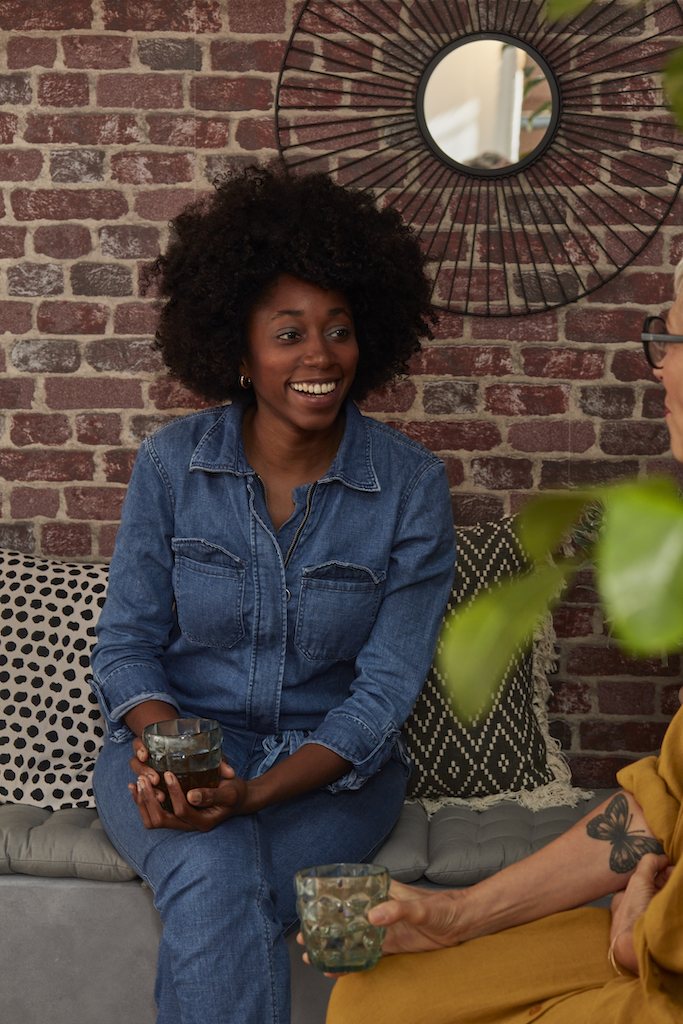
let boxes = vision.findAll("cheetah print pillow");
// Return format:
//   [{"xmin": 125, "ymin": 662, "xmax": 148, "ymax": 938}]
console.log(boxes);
[{"xmin": 0, "ymin": 551, "xmax": 108, "ymax": 809}]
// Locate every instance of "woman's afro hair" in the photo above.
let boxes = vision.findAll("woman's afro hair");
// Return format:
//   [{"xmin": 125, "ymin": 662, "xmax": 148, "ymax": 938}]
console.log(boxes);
[{"xmin": 148, "ymin": 166, "xmax": 436, "ymax": 402}]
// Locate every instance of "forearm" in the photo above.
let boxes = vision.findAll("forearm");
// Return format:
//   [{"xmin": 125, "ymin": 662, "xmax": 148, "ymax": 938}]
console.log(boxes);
[
  {"xmin": 453, "ymin": 790, "xmax": 661, "ymax": 942},
  {"xmin": 125, "ymin": 700, "xmax": 179, "ymax": 738},
  {"xmin": 242, "ymin": 743, "xmax": 351, "ymax": 813}
]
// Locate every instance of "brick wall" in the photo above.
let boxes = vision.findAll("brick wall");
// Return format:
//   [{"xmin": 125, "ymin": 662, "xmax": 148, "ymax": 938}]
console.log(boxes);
[{"xmin": 0, "ymin": 0, "xmax": 680, "ymax": 786}]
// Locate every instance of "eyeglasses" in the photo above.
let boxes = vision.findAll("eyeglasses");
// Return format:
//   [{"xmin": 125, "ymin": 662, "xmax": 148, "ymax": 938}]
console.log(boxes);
[{"xmin": 642, "ymin": 315, "xmax": 683, "ymax": 369}]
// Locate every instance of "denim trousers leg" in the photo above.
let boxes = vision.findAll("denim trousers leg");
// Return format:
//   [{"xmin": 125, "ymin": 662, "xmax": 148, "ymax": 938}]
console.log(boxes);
[{"xmin": 93, "ymin": 735, "xmax": 407, "ymax": 1024}]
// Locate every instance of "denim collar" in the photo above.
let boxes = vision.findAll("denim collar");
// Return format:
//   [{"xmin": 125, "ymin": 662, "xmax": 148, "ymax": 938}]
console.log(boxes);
[{"xmin": 189, "ymin": 400, "xmax": 380, "ymax": 493}]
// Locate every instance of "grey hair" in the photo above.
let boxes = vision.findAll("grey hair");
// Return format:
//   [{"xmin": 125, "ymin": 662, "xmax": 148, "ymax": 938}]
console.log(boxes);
[{"xmin": 675, "ymin": 254, "xmax": 683, "ymax": 297}]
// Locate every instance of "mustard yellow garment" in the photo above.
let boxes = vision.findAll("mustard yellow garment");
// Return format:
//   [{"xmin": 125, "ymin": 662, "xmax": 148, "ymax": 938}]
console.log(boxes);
[{"xmin": 326, "ymin": 708, "xmax": 683, "ymax": 1024}]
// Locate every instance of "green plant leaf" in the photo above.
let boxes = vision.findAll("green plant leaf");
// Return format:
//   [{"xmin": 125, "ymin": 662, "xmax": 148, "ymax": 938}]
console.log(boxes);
[
  {"xmin": 436, "ymin": 561, "xmax": 573, "ymax": 722},
  {"xmin": 665, "ymin": 47, "xmax": 683, "ymax": 132},
  {"xmin": 545, "ymin": 0, "xmax": 595, "ymax": 21},
  {"xmin": 517, "ymin": 490, "xmax": 601, "ymax": 562},
  {"xmin": 596, "ymin": 477, "xmax": 683, "ymax": 654}
]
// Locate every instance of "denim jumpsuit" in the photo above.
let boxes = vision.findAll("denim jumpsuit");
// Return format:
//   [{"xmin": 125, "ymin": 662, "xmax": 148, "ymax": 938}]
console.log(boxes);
[{"xmin": 91, "ymin": 400, "xmax": 456, "ymax": 1024}]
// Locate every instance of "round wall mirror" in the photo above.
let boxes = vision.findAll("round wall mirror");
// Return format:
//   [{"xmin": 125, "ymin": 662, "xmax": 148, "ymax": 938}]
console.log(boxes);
[{"xmin": 418, "ymin": 36, "xmax": 559, "ymax": 175}]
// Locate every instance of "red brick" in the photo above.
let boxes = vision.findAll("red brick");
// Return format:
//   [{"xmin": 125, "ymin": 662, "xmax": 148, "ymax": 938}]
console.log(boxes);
[
  {"xmin": 227, "ymin": 0, "xmax": 284, "ymax": 31},
  {"xmin": 75, "ymin": 414, "xmax": 122, "ymax": 445},
  {"xmin": 149, "ymin": 378, "xmax": 212, "ymax": 410},
  {"xmin": 0, "ymin": 450, "xmax": 94, "ymax": 482},
  {"xmin": 99, "ymin": 225, "xmax": 159, "ymax": 259},
  {"xmin": 521, "ymin": 347, "xmax": 604, "ymax": 379},
  {"xmin": 611, "ymin": 348, "xmax": 656, "ymax": 382},
  {"xmin": 0, "ymin": 380, "xmax": 34, "ymax": 409},
  {"xmin": 0, "ymin": 150, "xmax": 43, "ymax": 181},
  {"xmin": 662, "ymin": 685, "xmax": 683, "ymax": 717},
  {"xmin": 7, "ymin": 37, "xmax": 57, "ymax": 68},
  {"xmin": 10, "ymin": 487, "xmax": 60, "ymax": 519},
  {"xmin": 547, "ymin": 681, "xmax": 592, "ymax": 714},
  {"xmin": 24, "ymin": 114, "xmax": 140, "ymax": 145},
  {"xmin": 0, "ymin": 226, "xmax": 26, "ymax": 258},
  {"xmin": 62, "ymin": 35, "xmax": 132, "ymax": 69},
  {"xmin": 485, "ymin": 384, "xmax": 569, "ymax": 416},
  {"xmin": 210, "ymin": 40, "xmax": 285, "ymax": 73},
  {"xmin": 103, "ymin": 449, "xmax": 137, "ymax": 483},
  {"xmin": 599, "ymin": 421, "xmax": 670, "ymax": 455},
  {"xmin": 38, "ymin": 301, "xmax": 108, "ymax": 335},
  {"xmin": 234, "ymin": 117, "xmax": 278, "ymax": 151},
  {"xmin": 147, "ymin": 115, "xmax": 231, "ymax": 148},
  {"xmin": 554, "ymin": 605, "xmax": 598, "ymax": 639},
  {"xmin": 579, "ymin": 386, "xmax": 635, "ymax": 419},
  {"xmin": 565, "ymin": 308, "xmax": 644, "ymax": 345},
  {"xmin": 567, "ymin": 646, "xmax": 679, "ymax": 677},
  {"xmin": 130, "ymin": 414, "xmax": 174, "ymax": 443},
  {"xmin": 451, "ymin": 493, "xmax": 504, "ymax": 526},
  {"xmin": 470, "ymin": 310, "xmax": 559, "ymax": 342},
  {"xmin": 113, "ymin": 303, "xmax": 158, "ymax": 335},
  {"xmin": 0, "ymin": 302, "xmax": 32, "ymax": 334},
  {"xmin": 598, "ymin": 680, "xmax": 655, "ymax": 715},
  {"xmin": 642, "ymin": 388, "xmax": 666, "ymax": 419},
  {"xmin": 580, "ymin": 720, "xmax": 668, "ymax": 752},
  {"xmin": 359, "ymin": 381, "xmax": 416, "ymax": 414},
  {"xmin": 548, "ymin": 720, "xmax": 572, "ymax": 751},
  {"xmin": 65, "ymin": 486, "xmax": 127, "ymax": 520},
  {"xmin": 472, "ymin": 457, "xmax": 533, "ymax": 490},
  {"xmin": 0, "ymin": 73, "xmax": 32, "ymax": 103},
  {"xmin": 50, "ymin": 149, "xmax": 104, "ymax": 183},
  {"xmin": 71, "ymin": 263, "xmax": 132, "ymax": 297},
  {"xmin": 42, "ymin": 522, "xmax": 91, "ymax": 557},
  {"xmin": 97, "ymin": 74, "xmax": 183, "ymax": 109},
  {"xmin": 431, "ymin": 312, "xmax": 465, "ymax": 340},
  {"xmin": 0, "ymin": 523, "xmax": 35, "ymax": 552},
  {"xmin": 111, "ymin": 151, "xmax": 194, "ymax": 184},
  {"xmin": 8, "ymin": 263, "xmax": 62, "ymax": 297},
  {"xmin": 98, "ymin": 522, "xmax": 120, "ymax": 557},
  {"xmin": 442, "ymin": 457, "xmax": 464, "ymax": 487},
  {"xmin": 0, "ymin": 193, "xmax": 7, "ymax": 219},
  {"xmin": 410, "ymin": 345, "xmax": 513, "ymax": 377},
  {"xmin": 564, "ymin": 569, "xmax": 599, "ymax": 606},
  {"xmin": 12, "ymin": 188, "xmax": 128, "ymax": 222},
  {"xmin": 540, "ymin": 459, "xmax": 638, "ymax": 489},
  {"xmin": 422, "ymin": 382, "xmax": 478, "ymax": 416},
  {"xmin": 0, "ymin": 0, "xmax": 92, "ymax": 29},
  {"xmin": 645, "ymin": 459, "xmax": 683, "ymax": 490},
  {"xmin": 191, "ymin": 77, "xmax": 272, "ymax": 112},
  {"xmin": 34, "ymin": 224, "xmax": 92, "ymax": 259},
  {"xmin": 385, "ymin": 420, "xmax": 502, "ymax": 452},
  {"xmin": 133, "ymin": 189, "xmax": 199, "ymax": 221},
  {"xmin": 138, "ymin": 38, "xmax": 202, "ymax": 71},
  {"xmin": 567, "ymin": 756, "xmax": 632, "ymax": 788},
  {"xmin": 586, "ymin": 272, "xmax": 670, "ymax": 306},
  {"xmin": 0, "ymin": 114, "xmax": 19, "ymax": 143},
  {"xmin": 102, "ymin": 0, "xmax": 221, "ymax": 32},
  {"xmin": 508, "ymin": 420, "xmax": 595, "ymax": 453},
  {"xmin": 11, "ymin": 339, "xmax": 79, "ymax": 373},
  {"xmin": 85, "ymin": 338, "xmax": 162, "ymax": 374},
  {"xmin": 45, "ymin": 378, "xmax": 143, "ymax": 409},
  {"xmin": 38, "ymin": 72, "xmax": 89, "ymax": 107}
]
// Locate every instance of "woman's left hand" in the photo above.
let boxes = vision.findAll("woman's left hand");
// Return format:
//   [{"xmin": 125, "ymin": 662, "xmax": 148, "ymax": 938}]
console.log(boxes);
[
  {"xmin": 129, "ymin": 760, "xmax": 251, "ymax": 832},
  {"xmin": 609, "ymin": 852, "xmax": 672, "ymax": 974}
]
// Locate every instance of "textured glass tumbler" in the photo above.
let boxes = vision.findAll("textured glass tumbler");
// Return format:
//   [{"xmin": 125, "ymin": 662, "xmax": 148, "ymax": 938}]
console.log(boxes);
[
  {"xmin": 142, "ymin": 718, "xmax": 223, "ymax": 812},
  {"xmin": 294, "ymin": 863, "xmax": 390, "ymax": 973}
]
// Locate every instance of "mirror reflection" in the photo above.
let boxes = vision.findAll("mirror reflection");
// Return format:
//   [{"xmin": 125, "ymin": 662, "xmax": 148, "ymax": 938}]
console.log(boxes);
[{"xmin": 422, "ymin": 39, "xmax": 555, "ymax": 171}]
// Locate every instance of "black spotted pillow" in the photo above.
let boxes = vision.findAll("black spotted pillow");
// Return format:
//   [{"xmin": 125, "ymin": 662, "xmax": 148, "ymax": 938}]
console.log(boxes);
[{"xmin": 0, "ymin": 551, "xmax": 108, "ymax": 810}]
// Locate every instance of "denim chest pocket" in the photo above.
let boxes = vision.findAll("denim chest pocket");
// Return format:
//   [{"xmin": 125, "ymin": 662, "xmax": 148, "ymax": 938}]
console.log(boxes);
[
  {"xmin": 294, "ymin": 562, "xmax": 387, "ymax": 662},
  {"xmin": 172, "ymin": 538, "xmax": 246, "ymax": 648}
]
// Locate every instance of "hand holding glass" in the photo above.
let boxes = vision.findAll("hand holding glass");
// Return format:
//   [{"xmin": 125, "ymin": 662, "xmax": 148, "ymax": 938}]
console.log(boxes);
[
  {"xmin": 142, "ymin": 718, "xmax": 223, "ymax": 812},
  {"xmin": 295, "ymin": 863, "xmax": 390, "ymax": 973}
]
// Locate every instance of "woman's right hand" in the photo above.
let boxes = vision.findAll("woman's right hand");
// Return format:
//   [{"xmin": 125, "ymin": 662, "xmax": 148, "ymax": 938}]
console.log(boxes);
[{"xmin": 366, "ymin": 880, "xmax": 467, "ymax": 955}]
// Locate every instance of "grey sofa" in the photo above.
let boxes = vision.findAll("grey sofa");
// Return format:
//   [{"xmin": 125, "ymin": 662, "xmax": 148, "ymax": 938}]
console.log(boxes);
[{"xmin": 0, "ymin": 531, "xmax": 613, "ymax": 1024}]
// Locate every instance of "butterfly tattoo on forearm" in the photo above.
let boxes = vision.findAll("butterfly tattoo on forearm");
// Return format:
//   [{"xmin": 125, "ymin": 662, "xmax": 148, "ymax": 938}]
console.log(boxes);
[{"xmin": 586, "ymin": 793, "xmax": 664, "ymax": 873}]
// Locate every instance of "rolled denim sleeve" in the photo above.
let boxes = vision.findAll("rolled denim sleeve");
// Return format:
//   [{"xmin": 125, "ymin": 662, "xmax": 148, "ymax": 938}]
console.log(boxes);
[
  {"xmin": 90, "ymin": 441, "xmax": 180, "ymax": 741},
  {"xmin": 301, "ymin": 458, "xmax": 456, "ymax": 789}
]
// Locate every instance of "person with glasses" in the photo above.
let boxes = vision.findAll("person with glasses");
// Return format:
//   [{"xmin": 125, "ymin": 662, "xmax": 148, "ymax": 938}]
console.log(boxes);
[{"xmin": 319, "ymin": 272, "xmax": 683, "ymax": 1024}]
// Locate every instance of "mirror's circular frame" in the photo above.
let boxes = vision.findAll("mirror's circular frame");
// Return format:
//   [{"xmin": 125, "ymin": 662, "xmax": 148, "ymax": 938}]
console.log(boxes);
[
  {"xmin": 415, "ymin": 33, "xmax": 561, "ymax": 177},
  {"xmin": 277, "ymin": 0, "xmax": 683, "ymax": 316}
]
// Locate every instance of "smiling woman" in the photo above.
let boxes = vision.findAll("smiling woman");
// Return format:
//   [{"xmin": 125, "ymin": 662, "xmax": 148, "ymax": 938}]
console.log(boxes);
[{"xmin": 88, "ymin": 167, "xmax": 456, "ymax": 1024}]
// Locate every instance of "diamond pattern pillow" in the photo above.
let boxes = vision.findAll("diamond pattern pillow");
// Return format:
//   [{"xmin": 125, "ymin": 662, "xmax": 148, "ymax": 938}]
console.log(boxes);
[
  {"xmin": 403, "ymin": 519, "xmax": 578, "ymax": 810},
  {"xmin": 0, "ymin": 551, "xmax": 108, "ymax": 810}
]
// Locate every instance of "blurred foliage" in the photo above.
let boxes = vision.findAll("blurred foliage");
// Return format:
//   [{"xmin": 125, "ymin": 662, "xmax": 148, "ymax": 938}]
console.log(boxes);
[{"xmin": 437, "ymin": 478, "xmax": 683, "ymax": 721}]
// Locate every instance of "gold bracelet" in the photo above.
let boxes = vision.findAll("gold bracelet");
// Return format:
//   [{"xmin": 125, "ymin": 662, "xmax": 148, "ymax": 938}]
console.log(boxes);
[{"xmin": 607, "ymin": 928, "xmax": 631, "ymax": 976}]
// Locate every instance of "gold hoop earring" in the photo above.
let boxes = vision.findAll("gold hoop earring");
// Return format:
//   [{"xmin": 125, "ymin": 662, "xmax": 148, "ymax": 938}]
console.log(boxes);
[{"xmin": 239, "ymin": 375, "xmax": 252, "ymax": 390}]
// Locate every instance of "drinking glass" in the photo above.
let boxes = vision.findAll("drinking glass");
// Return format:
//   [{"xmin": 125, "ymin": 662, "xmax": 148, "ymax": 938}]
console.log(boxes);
[{"xmin": 142, "ymin": 718, "xmax": 223, "ymax": 812}]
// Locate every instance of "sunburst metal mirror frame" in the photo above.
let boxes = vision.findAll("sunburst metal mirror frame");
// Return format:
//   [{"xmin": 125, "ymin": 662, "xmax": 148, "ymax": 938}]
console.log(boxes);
[{"xmin": 276, "ymin": 0, "xmax": 683, "ymax": 316}]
